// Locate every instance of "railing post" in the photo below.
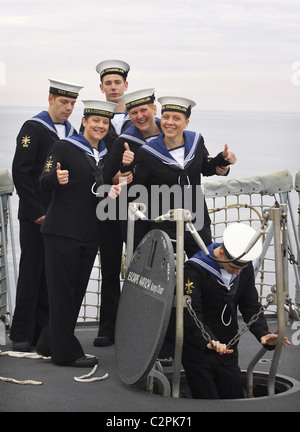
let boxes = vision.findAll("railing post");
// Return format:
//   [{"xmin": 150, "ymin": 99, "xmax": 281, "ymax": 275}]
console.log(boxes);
[
  {"xmin": 268, "ymin": 205, "xmax": 288, "ymax": 396},
  {"xmin": 172, "ymin": 209, "xmax": 185, "ymax": 398},
  {"xmin": 296, "ymin": 173, "xmax": 300, "ymax": 305},
  {"xmin": 126, "ymin": 203, "xmax": 147, "ymax": 270}
]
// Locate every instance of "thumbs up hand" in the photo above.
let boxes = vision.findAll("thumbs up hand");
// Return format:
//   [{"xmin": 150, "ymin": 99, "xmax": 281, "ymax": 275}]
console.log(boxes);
[
  {"xmin": 122, "ymin": 142, "xmax": 135, "ymax": 167},
  {"xmin": 222, "ymin": 144, "xmax": 237, "ymax": 165},
  {"xmin": 109, "ymin": 180, "xmax": 128, "ymax": 199},
  {"xmin": 56, "ymin": 162, "xmax": 69, "ymax": 185}
]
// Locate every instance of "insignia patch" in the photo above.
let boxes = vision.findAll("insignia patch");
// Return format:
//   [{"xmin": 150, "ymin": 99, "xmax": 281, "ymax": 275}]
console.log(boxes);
[
  {"xmin": 185, "ymin": 279, "xmax": 195, "ymax": 294},
  {"xmin": 44, "ymin": 156, "xmax": 54, "ymax": 173},
  {"xmin": 21, "ymin": 135, "xmax": 31, "ymax": 148}
]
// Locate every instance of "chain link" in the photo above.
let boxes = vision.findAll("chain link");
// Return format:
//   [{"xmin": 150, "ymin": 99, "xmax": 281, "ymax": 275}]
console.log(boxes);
[
  {"xmin": 185, "ymin": 296, "xmax": 273, "ymax": 350},
  {"xmin": 186, "ymin": 298, "xmax": 214, "ymax": 347},
  {"xmin": 288, "ymin": 246, "xmax": 300, "ymax": 267}
]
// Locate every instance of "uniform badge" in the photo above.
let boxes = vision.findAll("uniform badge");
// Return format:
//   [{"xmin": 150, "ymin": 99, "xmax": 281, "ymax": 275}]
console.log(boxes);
[
  {"xmin": 44, "ymin": 156, "xmax": 54, "ymax": 173},
  {"xmin": 21, "ymin": 135, "xmax": 31, "ymax": 148},
  {"xmin": 185, "ymin": 279, "xmax": 195, "ymax": 294}
]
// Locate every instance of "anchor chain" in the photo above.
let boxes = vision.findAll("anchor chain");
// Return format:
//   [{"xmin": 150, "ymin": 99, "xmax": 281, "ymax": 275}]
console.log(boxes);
[{"xmin": 186, "ymin": 296, "xmax": 273, "ymax": 350}]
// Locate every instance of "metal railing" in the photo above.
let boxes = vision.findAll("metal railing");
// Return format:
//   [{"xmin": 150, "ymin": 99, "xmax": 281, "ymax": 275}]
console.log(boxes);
[
  {"xmin": 0, "ymin": 170, "xmax": 17, "ymax": 343},
  {"xmin": 79, "ymin": 169, "xmax": 300, "ymax": 321}
]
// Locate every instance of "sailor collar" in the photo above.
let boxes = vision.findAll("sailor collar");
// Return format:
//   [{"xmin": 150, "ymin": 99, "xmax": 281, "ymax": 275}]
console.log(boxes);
[
  {"xmin": 188, "ymin": 243, "xmax": 241, "ymax": 286},
  {"xmin": 30, "ymin": 111, "xmax": 74, "ymax": 138},
  {"xmin": 141, "ymin": 130, "xmax": 201, "ymax": 169},
  {"xmin": 64, "ymin": 132, "xmax": 108, "ymax": 164},
  {"xmin": 119, "ymin": 118, "xmax": 161, "ymax": 146}
]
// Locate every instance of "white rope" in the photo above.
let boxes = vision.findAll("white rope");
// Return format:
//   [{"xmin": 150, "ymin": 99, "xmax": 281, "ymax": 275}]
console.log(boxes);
[
  {"xmin": 74, "ymin": 364, "xmax": 109, "ymax": 383},
  {"xmin": 0, "ymin": 350, "xmax": 109, "ymax": 385},
  {"xmin": 0, "ymin": 376, "xmax": 43, "ymax": 386},
  {"xmin": 0, "ymin": 350, "xmax": 49, "ymax": 386},
  {"xmin": 0, "ymin": 350, "xmax": 50, "ymax": 360}
]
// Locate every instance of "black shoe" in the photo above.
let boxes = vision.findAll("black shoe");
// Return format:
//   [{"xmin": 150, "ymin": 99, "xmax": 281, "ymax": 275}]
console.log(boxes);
[
  {"xmin": 94, "ymin": 336, "xmax": 114, "ymax": 347},
  {"xmin": 69, "ymin": 355, "xmax": 98, "ymax": 368},
  {"xmin": 12, "ymin": 342, "xmax": 32, "ymax": 352}
]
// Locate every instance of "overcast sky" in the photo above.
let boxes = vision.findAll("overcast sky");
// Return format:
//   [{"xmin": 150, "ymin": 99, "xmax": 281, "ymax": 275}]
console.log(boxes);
[{"xmin": 0, "ymin": 0, "xmax": 299, "ymax": 112}]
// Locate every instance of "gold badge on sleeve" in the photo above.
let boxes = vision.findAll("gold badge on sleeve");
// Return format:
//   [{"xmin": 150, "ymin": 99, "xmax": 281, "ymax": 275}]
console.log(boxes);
[
  {"xmin": 44, "ymin": 156, "xmax": 54, "ymax": 173},
  {"xmin": 185, "ymin": 279, "xmax": 195, "ymax": 294},
  {"xmin": 21, "ymin": 135, "xmax": 31, "ymax": 148}
]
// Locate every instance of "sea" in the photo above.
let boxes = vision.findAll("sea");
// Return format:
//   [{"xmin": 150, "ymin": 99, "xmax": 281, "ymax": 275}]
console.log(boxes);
[{"xmin": 0, "ymin": 106, "xmax": 299, "ymax": 310}]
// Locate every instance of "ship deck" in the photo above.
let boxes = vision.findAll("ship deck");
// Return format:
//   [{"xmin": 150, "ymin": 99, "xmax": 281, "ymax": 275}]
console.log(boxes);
[{"xmin": 1, "ymin": 317, "xmax": 300, "ymax": 413}]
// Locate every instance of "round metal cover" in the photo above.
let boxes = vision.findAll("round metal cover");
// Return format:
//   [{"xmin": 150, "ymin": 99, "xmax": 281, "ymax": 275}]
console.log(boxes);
[{"xmin": 115, "ymin": 229, "xmax": 176, "ymax": 386}]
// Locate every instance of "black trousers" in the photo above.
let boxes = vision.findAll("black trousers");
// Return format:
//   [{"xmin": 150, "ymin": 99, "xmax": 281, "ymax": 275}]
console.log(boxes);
[
  {"xmin": 97, "ymin": 221, "xmax": 124, "ymax": 339},
  {"xmin": 182, "ymin": 348, "xmax": 242, "ymax": 399},
  {"xmin": 37, "ymin": 235, "xmax": 98, "ymax": 364},
  {"xmin": 10, "ymin": 221, "xmax": 48, "ymax": 345}
]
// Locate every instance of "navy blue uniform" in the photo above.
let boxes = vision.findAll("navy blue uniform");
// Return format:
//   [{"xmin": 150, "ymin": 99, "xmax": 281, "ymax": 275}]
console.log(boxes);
[
  {"xmin": 37, "ymin": 135, "xmax": 108, "ymax": 364},
  {"xmin": 132, "ymin": 131, "xmax": 230, "ymax": 256},
  {"xmin": 178, "ymin": 244, "xmax": 273, "ymax": 399},
  {"xmin": 10, "ymin": 112, "xmax": 76, "ymax": 346}
]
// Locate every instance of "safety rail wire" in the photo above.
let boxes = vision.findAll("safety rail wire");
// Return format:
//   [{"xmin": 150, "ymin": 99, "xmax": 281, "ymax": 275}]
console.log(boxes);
[{"xmin": 78, "ymin": 169, "xmax": 299, "ymax": 322}]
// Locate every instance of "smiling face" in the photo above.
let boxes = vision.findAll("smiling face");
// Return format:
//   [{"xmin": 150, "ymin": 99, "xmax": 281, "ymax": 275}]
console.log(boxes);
[
  {"xmin": 129, "ymin": 104, "xmax": 157, "ymax": 136},
  {"xmin": 100, "ymin": 74, "xmax": 128, "ymax": 102},
  {"xmin": 161, "ymin": 111, "xmax": 189, "ymax": 140},
  {"xmin": 82, "ymin": 115, "xmax": 110, "ymax": 147}
]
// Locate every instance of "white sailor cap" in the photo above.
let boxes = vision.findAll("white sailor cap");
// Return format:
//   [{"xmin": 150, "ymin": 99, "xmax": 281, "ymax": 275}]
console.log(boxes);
[
  {"xmin": 158, "ymin": 96, "xmax": 196, "ymax": 118},
  {"xmin": 96, "ymin": 60, "xmax": 130, "ymax": 81},
  {"xmin": 82, "ymin": 100, "xmax": 118, "ymax": 119},
  {"xmin": 223, "ymin": 223, "xmax": 263, "ymax": 266},
  {"xmin": 49, "ymin": 79, "xmax": 84, "ymax": 99},
  {"xmin": 121, "ymin": 88, "xmax": 155, "ymax": 111}
]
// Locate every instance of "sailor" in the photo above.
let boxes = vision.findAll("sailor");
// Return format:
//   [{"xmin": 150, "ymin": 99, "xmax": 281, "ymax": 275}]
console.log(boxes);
[
  {"xmin": 179, "ymin": 223, "xmax": 291, "ymax": 399},
  {"xmin": 131, "ymin": 96, "xmax": 237, "ymax": 256},
  {"xmin": 93, "ymin": 89, "xmax": 161, "ymax": 347},
  {"xmin": 111, "ymin": 88, "xmax": 160, "ymax": 174},
  {"xmin": 92, "ymin": 60, "xmax": 132, "ymax": 348},
  {"xmin": 111, "ymin": 88, "xmax": 162, "ymax": 241},
  {"xmin": 10, "ymin": 79, "xmax": 83, "ymax": 352},
  {"xmin": 36, "ymin": 100, "xmax": 119, "ymax": 367},
  {"xmin": 96, "ymin": 59, "xmax": 132, "ymax": 140}
]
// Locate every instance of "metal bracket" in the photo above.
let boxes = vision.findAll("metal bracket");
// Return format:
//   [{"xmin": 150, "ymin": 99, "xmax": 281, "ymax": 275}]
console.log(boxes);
[
  {"xmin": 172, "ymin": 295, "xmax": 191, "ymax": 308},
  {"xmin": 146, "ymin": 367, "xmax": 171, "ymax": 397}
]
